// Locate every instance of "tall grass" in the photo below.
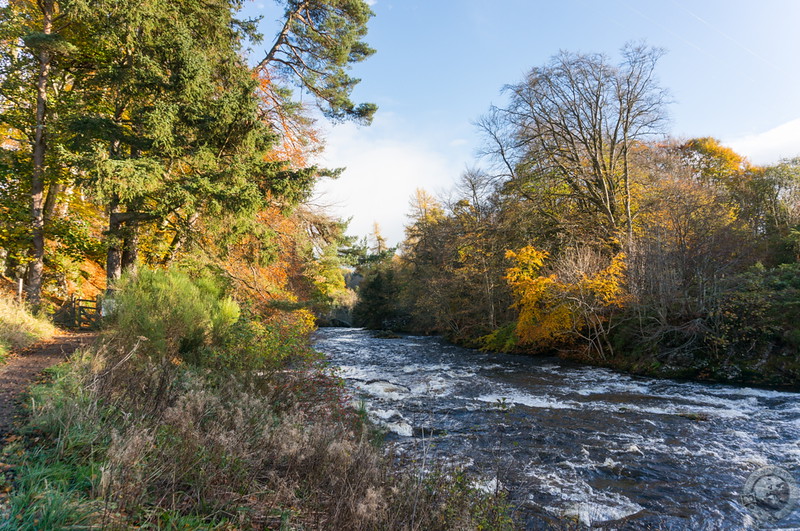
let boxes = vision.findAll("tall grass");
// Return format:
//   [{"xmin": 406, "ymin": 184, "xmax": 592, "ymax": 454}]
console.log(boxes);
[
  {"xmin": 0, "ymin": 269, "xmax": 514, "ymax": 529},
  {"xmin": 0, "ymin": 294, "xmax": 56, "ymax": 361}
]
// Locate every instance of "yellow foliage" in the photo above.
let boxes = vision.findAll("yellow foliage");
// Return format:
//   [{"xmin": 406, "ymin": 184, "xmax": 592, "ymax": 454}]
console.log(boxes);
[
  {"xmin": 505, "ymin": 246, "xmax": 629, "ymax": 349},
  {"xmin": 582, "ymin": 252, "xmax": 629, "ymax": 306}
]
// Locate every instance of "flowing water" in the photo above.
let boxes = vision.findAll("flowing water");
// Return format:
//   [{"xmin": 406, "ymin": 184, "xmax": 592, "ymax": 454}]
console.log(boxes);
[{"xmin": 313, "ymin": 327, "xmax": 800, "ymax": 530}]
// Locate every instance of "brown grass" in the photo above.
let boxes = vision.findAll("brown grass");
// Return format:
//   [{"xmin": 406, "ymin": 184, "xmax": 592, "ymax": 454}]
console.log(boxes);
[{"xmin": 24, "ymin": 342, "xmax": 513, "ymax": 530}]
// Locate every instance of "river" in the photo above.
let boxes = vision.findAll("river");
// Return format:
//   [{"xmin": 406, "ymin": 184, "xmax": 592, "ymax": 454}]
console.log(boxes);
[{"xmin": 313, "ymin": 327, "xmax": 800, "ymax": 530}]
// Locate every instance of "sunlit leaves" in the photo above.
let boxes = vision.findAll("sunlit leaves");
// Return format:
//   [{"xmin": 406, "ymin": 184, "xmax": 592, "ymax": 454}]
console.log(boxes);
[{"xmin": 505, "ymin": 246, "xmax": 629, "ymax": 352}]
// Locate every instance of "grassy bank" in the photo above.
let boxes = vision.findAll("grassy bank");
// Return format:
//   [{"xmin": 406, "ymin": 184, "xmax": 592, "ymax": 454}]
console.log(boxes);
[
  {"xmin": 0, "ymin": 269, "xmax": 513, "ymax": 529},
  {"xmin": 0, "ymin": 294, "xmax": 56, "ymax": 362}
]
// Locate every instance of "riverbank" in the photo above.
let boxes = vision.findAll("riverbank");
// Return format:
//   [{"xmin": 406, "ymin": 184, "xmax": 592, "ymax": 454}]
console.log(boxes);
[
  {"xmin": 561, "ymin": 337, "xmax": 800, "ymax": 392},
  {"xmin": 0, "ymin": 271, "xmax": 513, "ymax": 529},
  {"xmin": 395, "ymin": 262, "xmax": 800, "ymax": 392},
  {"xmin": 562, "ymin": 263, "xmax": 800, "ymax": 390}
]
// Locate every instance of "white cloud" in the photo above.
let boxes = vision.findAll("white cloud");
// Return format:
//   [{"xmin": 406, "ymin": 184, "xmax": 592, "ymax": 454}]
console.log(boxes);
[
  {"xmin": 312, "ymin": 115, "xmax": 463, "ymax": 247},
  {"xmin": 725, "ymin": 118, "xmax": 800, "ymax": 165}
]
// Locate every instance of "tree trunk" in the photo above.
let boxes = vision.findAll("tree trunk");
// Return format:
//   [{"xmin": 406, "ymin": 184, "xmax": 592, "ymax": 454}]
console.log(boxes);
[
  {"xmin": 106, "ymin": 197, "xmax": 123, "ymax": 291},
  {"xmin": 121, "ymin": 221, "xmax": 139, "ymax": 273},
  {"xmin": 162, "ymin": 212, "xmax": 199, "ymax": 265},
  {"xmin": 26, "ymin": 1, "xmax": 55, "ymax": 308},
  {"xmin": 623, "ymin": 133, "xmax": 633, "ymax": 242},
  {"xmin": 42, "ymin": 182, "xmax": 63, "ymax": 222}
]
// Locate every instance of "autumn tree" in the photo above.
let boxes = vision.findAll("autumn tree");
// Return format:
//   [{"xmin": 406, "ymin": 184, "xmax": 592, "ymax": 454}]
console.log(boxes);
[
  {"xmin": 396, "ymin": 178, "xmax": 514, "ymax": 341},
  {"xmin": 680, "ymin": 138, "xmax": 800, "ymax": 252},
  {"xmin": 628, "ymin": 145, "xmax": 752, "ymax": 319},
  {"xmin": 502, "ymin": 246, "xmax": 628, "ymax": 357},
  {"xmin": 0, "ymin": 0, "xmax": 79, "ymax": 306},
  {"xmin": 2, "ymin": 0, "xmax": 378, "ymax": 303},
  {"xmin": 479, "ymin": 43, "xmax": 668, "ymax": 243}
]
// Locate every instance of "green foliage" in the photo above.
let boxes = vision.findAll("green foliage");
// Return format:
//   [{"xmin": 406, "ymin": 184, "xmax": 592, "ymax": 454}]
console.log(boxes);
[
  {"xmin": 352, "ymin": 260, "xmax": 406, "ymax": 330},
  {"xmin": 263, "ymin": 0, "xmax": 378, "ymax": 124},
  {"xmin": 710, "ymin": 263, "xmax": 800, "ymax": 357},
  {"xmin": 480, "ymin": 323, "xmax": 518, "ymax": 353},
  {"xmin": 112, "ymin": 268, "xmax": 240, "ymax": 365},
  {"xmin": 208, "ymin": 309, "xmax": 317, "ymax": 372}
]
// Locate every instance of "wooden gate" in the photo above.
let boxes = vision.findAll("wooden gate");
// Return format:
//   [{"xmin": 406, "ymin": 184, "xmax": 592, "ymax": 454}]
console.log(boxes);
[{"xmin": 54, "ymin": 297, "xmax": 101, "ymax": 329}]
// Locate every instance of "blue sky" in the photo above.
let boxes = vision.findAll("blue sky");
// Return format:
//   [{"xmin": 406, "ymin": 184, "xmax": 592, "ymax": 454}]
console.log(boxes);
[{"xmin": 243, "ymin": 0, "xmax": 800, "ymax": 245}]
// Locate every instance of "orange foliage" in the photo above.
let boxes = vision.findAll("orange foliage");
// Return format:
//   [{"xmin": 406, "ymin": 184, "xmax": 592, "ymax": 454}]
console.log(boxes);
[
  {"xmin": 256, "ymin": 68, "xmax": 323, "ymax": 169},
  {"xmin": 680, "ymin": 137, "xmax": 749, "ymax": 186},
  {"xmin": 221, "ymin": 207, "xmax": 297, "ymax": 302},
  {"xmin": 203, "ymin": 203, "xmax": 320, "ymax": 334}
]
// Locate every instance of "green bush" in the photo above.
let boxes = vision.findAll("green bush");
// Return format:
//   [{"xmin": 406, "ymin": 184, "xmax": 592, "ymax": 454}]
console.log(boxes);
[
  {"xmin": 710, "ymin": 263, "xmax": 800, "ymax": 353},
  {"xmin": 111, "ymin": 268, "xmax": 239, "ymax": 366},
  {"xmin": 479, "ymin": 323, "xmax": 519, "ymax": 353}
]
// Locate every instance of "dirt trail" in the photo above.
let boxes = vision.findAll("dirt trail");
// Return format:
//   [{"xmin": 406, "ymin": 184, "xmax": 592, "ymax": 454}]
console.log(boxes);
[{"xmin": 0, "ymin": 333, "xmax": 96, "ymax": 438}]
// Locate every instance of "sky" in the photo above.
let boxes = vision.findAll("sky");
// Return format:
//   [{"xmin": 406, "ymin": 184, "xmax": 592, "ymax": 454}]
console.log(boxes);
[{"xmin": 243, "ymin": 0, "xmax": 800, "ymax": 246}]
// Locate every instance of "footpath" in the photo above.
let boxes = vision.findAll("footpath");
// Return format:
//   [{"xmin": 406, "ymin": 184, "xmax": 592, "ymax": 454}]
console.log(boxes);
[{"xmin": 0, "ymin": 333, "xmax": 95, "ymax": 438}]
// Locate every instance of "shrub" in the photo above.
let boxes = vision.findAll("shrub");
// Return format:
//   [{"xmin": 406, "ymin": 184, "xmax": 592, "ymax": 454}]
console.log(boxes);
[
  {"xmin": 710, "ymin": 263, "xmax": 800, "ymax": 353},
  {"xmin": 5, "ymin": 352, "xmax": 514, "ymax": 530},
  {"xmin": 111, "ymin": 268, "xmax": 240, "ymax": 366},
  {"xmin": 2, "ymin": 268, "xmax": 515, "ymax": 529},
  {"xmin": 207, "ymin": 307, "xmax": 317, "ymax": 373}
]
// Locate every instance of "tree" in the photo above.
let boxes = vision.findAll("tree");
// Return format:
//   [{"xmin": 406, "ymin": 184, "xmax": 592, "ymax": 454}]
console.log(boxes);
[
  {"xmin": 2, "ymin": 0, "xmax": 378, "ymax": 303},
  {"xmin": 680, "ymin": 139, "xmax": 800, "ymax": 250},
  {"xmin": 398, "ymin": 179, "xmax": 512, "ymax": 340},
  {"xmin": 0, "ymin": 0, "xmax": 76, "ymax": 306},
  {"xmin": 479, "ymin": 44, "xmax": 668, "ymax": 243},
  {"xmin": 25, "ymin": 0, "xmax": 54, "ymax": 307},
  {"xmin": 352, "ymin": 224, "xmax": 401, "ymax": 329},
  {"xmin": 56, "ymin": 0, "xmax": 316, "ymax": 288},
  {"xmin": 257, "ymin": 0, "xmax": 377, "ymax": 124},
  {"xmin": 504, "ymin": 246, "xmax": 628, "ymax": 357}
]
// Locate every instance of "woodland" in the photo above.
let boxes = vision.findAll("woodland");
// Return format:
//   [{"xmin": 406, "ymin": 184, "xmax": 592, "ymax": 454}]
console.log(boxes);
[
  {"xmin": 0, "ymin": 1, "xmax": 514, "ymax": 528},
  {"xmin": 0, "ymin": 0, "xmax": 373, "ymax": 312},
  {"xmin": 352, "ymin": 45, "xmax": 800, "ymax": 389}
]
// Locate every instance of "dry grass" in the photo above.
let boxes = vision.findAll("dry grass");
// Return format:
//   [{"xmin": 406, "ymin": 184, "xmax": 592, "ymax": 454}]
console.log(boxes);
[
  {"xmin": 0, "ymin": 293, "xmax": 57, "ymax": 358},
  {"xmin": 15, "ymin": 342, "xmax": 514, "ymax": 530}
]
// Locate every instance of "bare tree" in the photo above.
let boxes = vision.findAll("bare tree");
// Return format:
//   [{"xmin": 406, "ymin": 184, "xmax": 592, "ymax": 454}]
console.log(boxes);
[{"xmin": 480, "ymin": 44, "xmax": 668, "ymax": 243}]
